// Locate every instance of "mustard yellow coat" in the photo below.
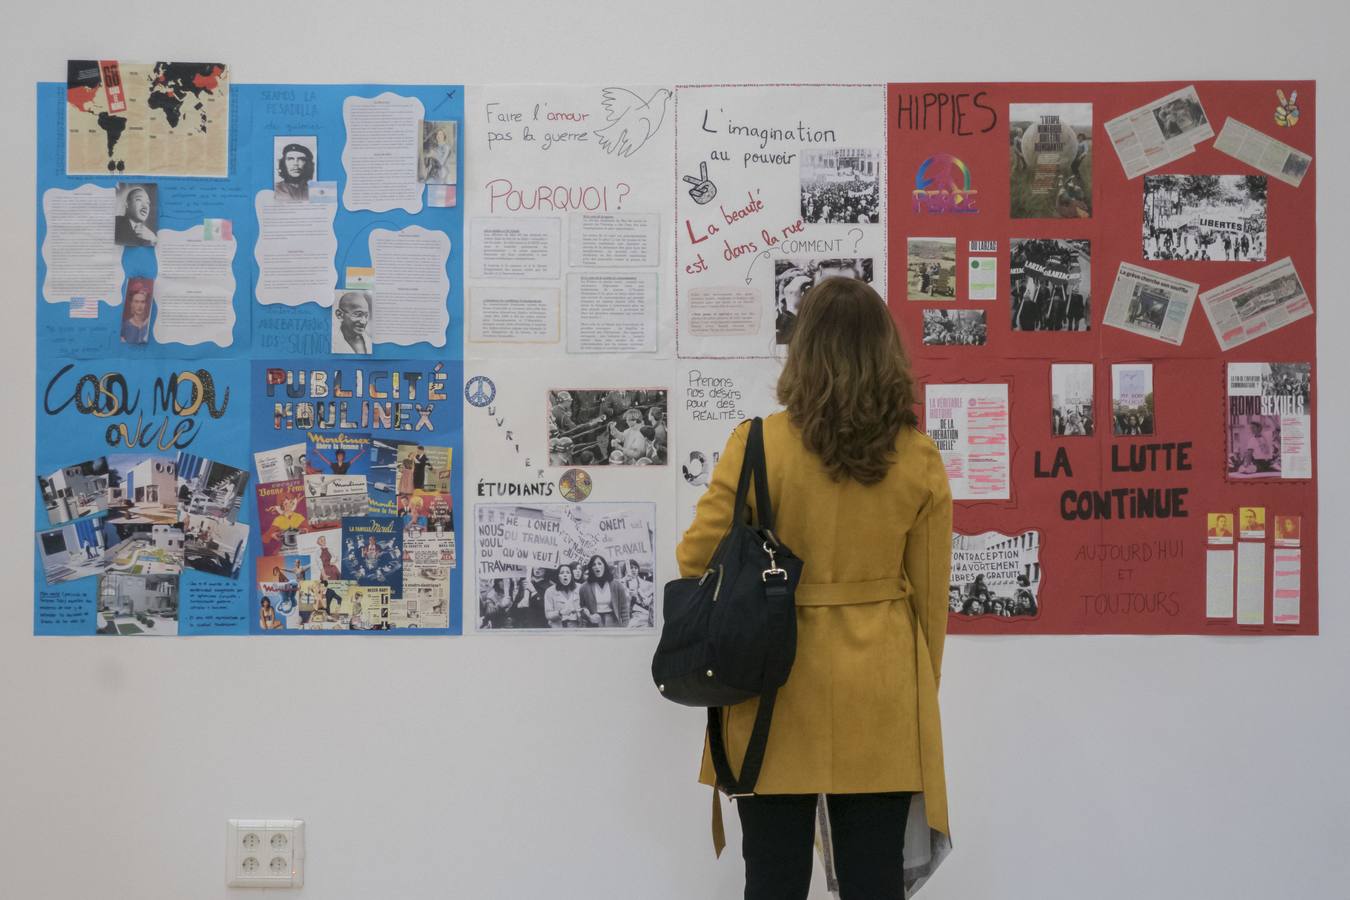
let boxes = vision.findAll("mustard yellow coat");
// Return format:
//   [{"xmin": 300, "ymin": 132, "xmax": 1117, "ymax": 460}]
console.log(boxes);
[{"xmin": 675, "ymin": 412, "xmax": 953, "ymax": 840}]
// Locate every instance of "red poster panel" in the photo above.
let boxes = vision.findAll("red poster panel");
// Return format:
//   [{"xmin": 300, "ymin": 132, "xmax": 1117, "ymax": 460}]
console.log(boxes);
[{"xmin": 887, "ymin": 81, "xmax": 1316, "ymax": 635}]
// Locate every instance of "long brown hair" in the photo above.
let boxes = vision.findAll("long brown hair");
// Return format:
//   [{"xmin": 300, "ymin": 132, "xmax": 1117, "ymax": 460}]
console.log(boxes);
[{"xmin": 776, "ymin": 278, "xmax": 918, "ymax": 484}]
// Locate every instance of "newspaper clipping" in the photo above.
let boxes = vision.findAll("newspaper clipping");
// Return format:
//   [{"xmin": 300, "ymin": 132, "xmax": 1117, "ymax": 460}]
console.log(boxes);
[
  {"xmin": 1104, "ymin": 85, "xmax": 1214, "ymax": 179},
  {"xmin": 1102, "ymin": 263, "xmax": 1200, "ymax": 346},
  {"xmin": 1226, "ymin": 362, "xmax": 1312, "ymax": 480},
  {"xmin": 1199, "ymin": 257, "xmax": 1313, "ymax": 351},
  {"xmin": 1214, "ymin": 118, "xmax": 1313, "ymax": 188}
]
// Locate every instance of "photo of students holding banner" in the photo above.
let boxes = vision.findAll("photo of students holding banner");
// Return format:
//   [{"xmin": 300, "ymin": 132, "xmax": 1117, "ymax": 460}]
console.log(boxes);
[{"xmin": 474, "ymin": 503, "xmax": 656, "ymax": 631}]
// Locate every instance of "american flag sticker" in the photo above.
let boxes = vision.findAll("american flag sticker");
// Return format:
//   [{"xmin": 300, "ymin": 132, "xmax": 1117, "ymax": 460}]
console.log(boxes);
[{"xmin": 69, "ymin": 297, "xmax": 99, "ymax": 319}]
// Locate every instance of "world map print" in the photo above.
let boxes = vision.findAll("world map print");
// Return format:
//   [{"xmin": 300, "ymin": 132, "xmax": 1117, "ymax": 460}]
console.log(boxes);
[{"xmin": 66, "ymin": 60, "xmax": 230, "ymax": 177}]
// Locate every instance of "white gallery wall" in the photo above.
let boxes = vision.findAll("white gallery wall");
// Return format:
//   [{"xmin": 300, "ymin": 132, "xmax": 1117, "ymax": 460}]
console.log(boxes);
[{"xmin": 2, "ymin": 2, "xmax": 1348, "ymax": 898}]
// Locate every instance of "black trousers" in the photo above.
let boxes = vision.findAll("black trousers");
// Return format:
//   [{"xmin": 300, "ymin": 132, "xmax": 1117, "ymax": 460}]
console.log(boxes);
[{"xmin": 737, "ymin": 791, "xmax": 912, "ymax": 900}]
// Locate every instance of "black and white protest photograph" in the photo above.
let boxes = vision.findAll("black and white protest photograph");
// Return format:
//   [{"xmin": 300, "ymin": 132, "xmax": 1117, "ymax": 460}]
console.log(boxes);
[
  {"xmin": 418, "ymin": 120, "xmax": 458, "ymax": 184},
  {"xmin": 949, "ymin": 530, "xmax": 1041, "ymax": 618},
  {"xmin": 799, "ymin": 147, "xmax": 881, "ymax": 224},
  {"xmin": 548, "ymin": 389, "xmax": 668, "ymax": 466},
  {"xmin": 774, "ymin": 257, "xmax": 874, "ymax": 343},
  {"xmin": 1143, "ymin": 175, "xmax": 1267, "ymax": 261},
  {"xmin": 475, "ymin": 503, "xmax": 657, "ymax": 631},
  {"xmin": 273, "ymin": 136, "xmax": 317, "ymax": 201},
  {"xmin": 1010, "ymin": 239, "xmax": 1091, "ymax": 332},
  {"xmin": 332, "ymin": 289, "xmax": 374, "ymax": 355},
  {"xmin": 922, "ymin": 309, "xmax": 987, "ymax": 346},
  {"xmin": 113, "ymin": 183, "xmax": 158, "ymax": 246},
  {"xmin": 1051, "ymin": 363, "xmax": 1095, "ymax": 437}
]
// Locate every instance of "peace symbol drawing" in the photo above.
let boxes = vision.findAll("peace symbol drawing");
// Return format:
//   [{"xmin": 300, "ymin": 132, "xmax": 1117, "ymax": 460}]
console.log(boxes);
[{"xmin": 465, "ymin": 375, "xmax": 496, "ymax": 407}]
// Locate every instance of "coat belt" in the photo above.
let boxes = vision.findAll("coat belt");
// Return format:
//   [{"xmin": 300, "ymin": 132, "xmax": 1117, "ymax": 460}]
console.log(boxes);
[{"xmin": 794, "ymin": 577, "xmax": 905, "ymax": 606}]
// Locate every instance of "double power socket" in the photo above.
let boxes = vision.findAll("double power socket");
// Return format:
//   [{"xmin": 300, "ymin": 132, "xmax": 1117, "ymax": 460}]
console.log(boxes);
[{"xmin": 226, "ymin": 819, "xmax": 305, "ymax": 888}]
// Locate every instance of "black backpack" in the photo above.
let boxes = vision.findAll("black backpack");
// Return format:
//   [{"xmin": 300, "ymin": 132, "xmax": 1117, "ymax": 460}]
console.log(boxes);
[{"xmin": 651, "ymin": 417, "xmax": 803, "ymax": 796}]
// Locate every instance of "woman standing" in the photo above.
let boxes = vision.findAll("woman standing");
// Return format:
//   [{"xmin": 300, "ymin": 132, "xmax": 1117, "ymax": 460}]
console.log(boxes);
[
  {"xmin": 543, "ymin": 564, "xmax": 581, "ymax": 628},
  {"xmin": 316, "ymin": 535, "xmax": 341, "ymax": 580},
  {"xmin": 578, "ymin": 554, "xmax": 630, "ymax": 628},
  {"xmin": 397, "ymin": 458, "xmax": 416, "ymax": 514},
  {"xmin": 675, "ymin": 278, "xmax": 953, "ymax": 899}
]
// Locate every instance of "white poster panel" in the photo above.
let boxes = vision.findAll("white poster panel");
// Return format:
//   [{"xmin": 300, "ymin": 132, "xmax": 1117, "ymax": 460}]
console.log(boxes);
[
  {"xmin": 462, "ymin": 361, "xmax": 680, "ymax": 631},
  {"xmin": 674, "ymin": 84, "xmax": 888, "ymax": 358},
  {"xmin": 464, "ymin": 84, "xmax": 675, "ymax": 359}
]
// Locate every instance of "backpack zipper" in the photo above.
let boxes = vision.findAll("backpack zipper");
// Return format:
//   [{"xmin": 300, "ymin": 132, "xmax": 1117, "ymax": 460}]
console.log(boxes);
[{"xmin": 711, "ymin": 564, "xmax": 725, "ymax": 602}]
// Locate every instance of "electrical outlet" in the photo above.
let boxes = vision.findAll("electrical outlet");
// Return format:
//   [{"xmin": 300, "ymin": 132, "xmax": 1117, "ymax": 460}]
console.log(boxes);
[{"xmin": 227, "ymin": 819, "xmax": 305, "ymax": 888}]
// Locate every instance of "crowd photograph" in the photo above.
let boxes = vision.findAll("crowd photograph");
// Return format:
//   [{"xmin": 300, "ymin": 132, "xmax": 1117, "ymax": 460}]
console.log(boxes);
[
  {"xmin": 1142, "ymin": 174, "xmax": 1267, "ymax": 261},
  {"xmin": 477, "ymin": 556, "xmax": 656, "ymax": 630},
  {"xmin": 548, "ymin": 389, "xmax": 668, "ymax": 466},
  {"xmin": 948, "ymin": 573, "xmax": 1039, "ymax": 618},
  {"xmin": 799, "ymin": 147, "xmax": 881, "ymax": 224},
  {"xmin": 922, "ymin": 309, "xmax": 987, "ymax": 346}
]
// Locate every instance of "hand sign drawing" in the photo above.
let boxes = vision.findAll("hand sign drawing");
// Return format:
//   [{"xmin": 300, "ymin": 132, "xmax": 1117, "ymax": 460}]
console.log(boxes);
[
  {"xmin": 683, "ymin": 162, "xmax": 717, "ymax": 205},
  {"xmin": 1275, "ymin": 90, "xmax": 1300, "ymax": 128}
]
